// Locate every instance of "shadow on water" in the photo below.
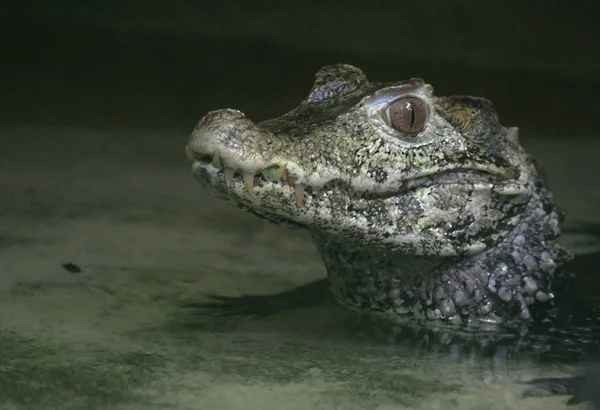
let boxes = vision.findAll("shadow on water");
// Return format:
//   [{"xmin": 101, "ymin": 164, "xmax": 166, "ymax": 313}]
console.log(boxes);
[{"xmin": 179, "ymin": 220, "xmax": 600, "ymax": 408}]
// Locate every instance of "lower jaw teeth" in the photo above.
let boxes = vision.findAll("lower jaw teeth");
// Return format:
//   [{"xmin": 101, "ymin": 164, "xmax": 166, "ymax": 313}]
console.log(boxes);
[
  {"xmin": 243, "ymin": 172, "xmax": 255, "ymax": 194},
  {"xmin": 218, "ymin": 165, "xmax": 306, "ymax": 207},
  {"xmin": 224, "ymin": 167, "xmax": 235, "ymax": 186},
  {"xmin": 294, "ymin": 184, "xmax": 305, "ymax": 206}
]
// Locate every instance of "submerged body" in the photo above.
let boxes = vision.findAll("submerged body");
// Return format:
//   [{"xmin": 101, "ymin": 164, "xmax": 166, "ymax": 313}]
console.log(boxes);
[{"xmin": 186, "ymin": 64, "xmax": 572, "ymax": 330}]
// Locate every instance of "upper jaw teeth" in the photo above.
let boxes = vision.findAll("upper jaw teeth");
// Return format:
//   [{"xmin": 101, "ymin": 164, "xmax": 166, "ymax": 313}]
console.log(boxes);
[{"xmin": 190, "ymin": 149, "xmax": 307, "ymax": 207}]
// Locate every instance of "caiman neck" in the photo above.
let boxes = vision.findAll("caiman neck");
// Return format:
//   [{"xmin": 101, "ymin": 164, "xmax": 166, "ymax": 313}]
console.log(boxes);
[{"xmin": 310, "ymin": 216, "xmax": 571, "ymax": 329}]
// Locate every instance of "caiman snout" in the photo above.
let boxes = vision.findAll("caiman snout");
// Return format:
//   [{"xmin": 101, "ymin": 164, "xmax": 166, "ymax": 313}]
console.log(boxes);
[
  {"xmin": 185, "ymin": 108, "xmax": 304, "ymax": 202},
  {"xmin": 186, "ymin": 108, "xmax": 256, "ymax": 161}
]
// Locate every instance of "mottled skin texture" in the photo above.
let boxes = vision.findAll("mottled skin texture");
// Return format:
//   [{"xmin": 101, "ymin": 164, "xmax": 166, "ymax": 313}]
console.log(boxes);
[{"xmin": 186, "ymin": 64, "xmax": 572, "ymax": 330}]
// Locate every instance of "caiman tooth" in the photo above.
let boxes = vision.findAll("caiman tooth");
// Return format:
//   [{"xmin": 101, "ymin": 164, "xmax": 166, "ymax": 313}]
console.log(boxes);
[
  {"xmin": 211, "ymin": 153, "xmax": 222, "ymax": 168},
  {"xmin": 294, "ymin": 183, "xmax": 305, "ymax": 207},
  {"xmin": 273, "ymin": 163, "xmax": 287, "ymax": 182},
  {"xmin": 185, "ymin": 146, "xmax": 195, "ymax": 161},
  {"xmin": 243, "ymin": 172, "xmax": 255, "ymax": 194},
  {"xmin": 224, "ymin": 167, "xmax": 235, "ymax": 186}
]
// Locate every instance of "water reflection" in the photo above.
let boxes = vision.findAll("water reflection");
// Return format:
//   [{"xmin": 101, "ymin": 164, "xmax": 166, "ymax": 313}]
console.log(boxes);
[{"xmin": 183, "ymin": 221, "xmax": 600, "ymax": 408}]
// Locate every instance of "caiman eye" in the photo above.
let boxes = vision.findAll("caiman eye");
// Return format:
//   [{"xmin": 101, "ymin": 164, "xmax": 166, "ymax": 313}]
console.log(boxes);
[{"xmin": 387, "ymin": 96, "xmax": 428, "ymax": 135}]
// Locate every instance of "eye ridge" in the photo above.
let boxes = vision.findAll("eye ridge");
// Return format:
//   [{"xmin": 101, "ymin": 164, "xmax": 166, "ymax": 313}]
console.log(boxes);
[{"xmin": 387, "ymin": 96, "xmax": 428, "ymax": 135}]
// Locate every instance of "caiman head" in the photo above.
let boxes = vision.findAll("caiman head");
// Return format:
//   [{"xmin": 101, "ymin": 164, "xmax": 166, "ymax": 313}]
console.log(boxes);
[{"xmin": 186, "ymin": 64, "xmax": 570, "ymax": 329}]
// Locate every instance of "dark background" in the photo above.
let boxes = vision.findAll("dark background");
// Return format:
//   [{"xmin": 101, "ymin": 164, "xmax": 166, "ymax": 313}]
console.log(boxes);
[{"xmin": 1, "ymin": 1, "xmax": 598, "ymax": 137}]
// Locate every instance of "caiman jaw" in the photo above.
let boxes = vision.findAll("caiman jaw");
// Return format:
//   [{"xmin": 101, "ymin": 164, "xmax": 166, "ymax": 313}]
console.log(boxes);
[{"xmin": 186, "ymin": 146, "xmax": 308, "ymax": 206}]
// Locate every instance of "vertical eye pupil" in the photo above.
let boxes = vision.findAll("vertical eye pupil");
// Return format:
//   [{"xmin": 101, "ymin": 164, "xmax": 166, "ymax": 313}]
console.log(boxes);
[
  {"xmin": 388, "ymin": 97, "xmax": 428, "ymax": 135},
  {"xmin": 408, "ymin": 102, "xmax": 415, "ymax": 128}
]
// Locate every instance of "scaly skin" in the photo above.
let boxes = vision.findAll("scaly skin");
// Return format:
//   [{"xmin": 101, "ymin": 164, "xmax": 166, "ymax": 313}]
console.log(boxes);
[{"xmin": 185, "ymin": 64, "xmax": 572, "ymax": 330}]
